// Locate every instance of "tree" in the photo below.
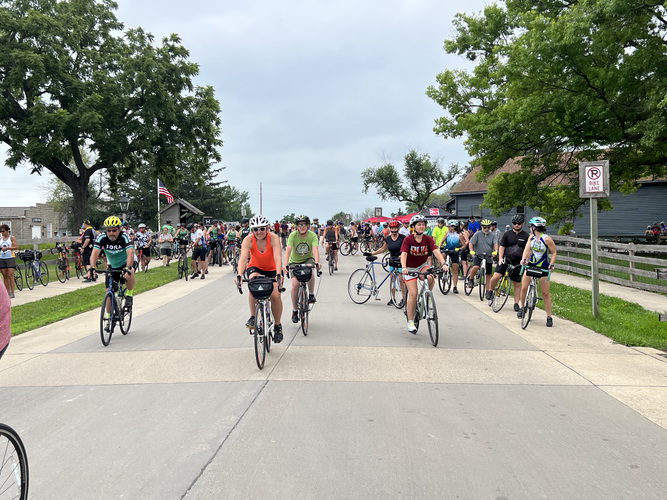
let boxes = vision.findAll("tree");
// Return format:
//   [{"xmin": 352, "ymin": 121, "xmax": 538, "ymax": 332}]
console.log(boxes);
[
  {"xmin": 353, "ymin": 207, "xmax": 375, "ymax": 222},
  {"xmin": 281, "ymin": 213, "xmax": 296, "ymax": 223},
  {"xmin": 0, "ymin": 0, "xmax": 222, "ymax": 224},
  {"xmin": 362, "ymin": 150, "xmax": 459, "ymax": 211},
  {"xmin": 331, "ymin": 211, "xmax": 347, "ymax": 223},
  {"xmin": 405, "ymin": 191, "xmax": 452, "ymax": 213},
  {"xmin": 427, "ymin": 1, "xmax": 667, "ymax": 223}
]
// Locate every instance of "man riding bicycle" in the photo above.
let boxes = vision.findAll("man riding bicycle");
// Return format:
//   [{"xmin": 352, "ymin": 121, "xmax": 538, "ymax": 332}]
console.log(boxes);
[
  {"xmin": 284, "ymin": 215, "xmax": 321, "ymax": 323},
  {"xmin": 323, "ymin": 219, "xmax": 340, "ymax": 271},
  {"xmin": 488, "ymin": 214, "xmax": 529, "ymax": 311},
  {"xmin": 135, "ymin": 223, "xmax": 152, "ymax": 271},
  {"xmin": 88, "ymin": 216, "xmax": 136, "ymax": 306},
  {"xmin": 467, "ymin": 218, "xmax": 499, "ymax": 300},
  {"xmin": 236, "ymin": 215, "xmax": 284, "ymax": 343}
]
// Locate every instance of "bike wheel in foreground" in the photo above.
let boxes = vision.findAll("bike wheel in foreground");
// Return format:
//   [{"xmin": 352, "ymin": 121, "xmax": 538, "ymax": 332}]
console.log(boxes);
[
  {"xmin": 463, "ymin": 268, "xmax": 474, "ymax": 296},
  {"xmin": 0, "ymin": 423, "xmax": 29, "ymax": 500},
  {"xmin": 521, "ymin": 286, "xmax": 535, "ymax": 330},
  {"xmin": 100, "ymin": 293, "xmax": 115, "ymax": 346},
  {"xmin": 24, "ymin": 265, "xmax": 34, "ymax": 291},
  {"xmin": 329, "ymin": 253, "xmax": 334, "ymax": 275},
  {"xmin": 119, "ymin": 294, "xmax": 133, "ymax": 335},
  {"xmin": 347, "ymin": 269, "xmax": 373, "ymax": 304},
  {"xmin": 491, "ymin": 276, "xmax": 511, "ymax": 313},
  {"xmin": 75, "ymin": 262, "xmax": 82, "ymax": 279},
  {"xmin": 14, "ymin": 267, "xmax": 23, "ymax": 291},
  {"xmin": 478, "ymin": 270, "xmax": 485, "ymax": 301},
  {"xmin": 438, "ymin": 269, "xmax": 452, "ymax": 295},
  {"xmin": 56, "ymin": 258, "xmax": 67, "ymax": 283},
  {"xmin": 390, "ymin": 272, "xmax": 403, "ymax": 309},
  {"xmin": 425, "ymin": 291, "xmax": 439, "ymax": 347},
  {"xmin": 297, "ymin": 287, "xmax": 309, "ymax": 336},
  {"xmin": 38, "ymin": 261, "xmax": 49, "ymax": 286},
  {"xmin": 254, "ymin": 303, "xmax": 266, "ymax": 369}
]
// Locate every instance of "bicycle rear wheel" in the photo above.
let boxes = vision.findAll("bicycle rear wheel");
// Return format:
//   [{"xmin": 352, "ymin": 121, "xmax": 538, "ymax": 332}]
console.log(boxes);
[
  {"xmin": 100, "ymin": 292, "xmax": 115, "ymax": 346},
  {"xmin": 38, "ymin": 261, "xmax": 49, "ymax": 286},
  {"xmin": 0, "ymin": 423, "xmax": 29, "ymax": 500},
  {"xmin": 298, "ymin": 286, "xmax": 309, "ymax": 336},
  {"xmin": 328, "ymin": 250, "xmax": 334, "ymax": 275},
  {"xmin": 478, "ymin": 269, "xmax": 485, "ymax": 301},
  {"xmin": 14, "ymin": 266, "xmax": 23, "ymax": 291},
  {"xmin": 119, "ymin": 292, "xmax": 133, "ymax": 335},
  {"xmin": 521, "ymin": 284, "xmax": 535, "ymax": 330},
  {"xmin": 56, "ymin": 258, "xmax": 67, "ymax": 283},
  {"xmin": 425, "ymin": 291, "xmax": 439, "ymax": 347},
  {"xmin": 254, "ymin": 303, "xmax": 266, "ymax": 369},
  {"xmin": 24, "ymin": 264, "xmax": 34, "ymax": 290},
  {"xmin": 463, "ymin": 267, "xmax": 473, "ymax": 296},
  {"xmin": 347, "ymin": 269, "xmax": 373, "ymax": 304},
  {"xmin": 75, "ymin": 259, "xmax": 82, "ymax": 279},
  {"xmin": 339, "ymin": 241, "xmax": 351, "ymax": 256},
  {"xmin": 439, "ymin": 268, "xmax": 451, "ymax": 295},
  {"xmin": 381, "ymin": 253, "xmax": 390, "ymax": 272},
  {"xmin": 491, "ymin": 276, "xmax": 511, "ymax": 313},
  {"xmin": 390, "ymin": 271, "xmax": 403, "ymax": 309}
]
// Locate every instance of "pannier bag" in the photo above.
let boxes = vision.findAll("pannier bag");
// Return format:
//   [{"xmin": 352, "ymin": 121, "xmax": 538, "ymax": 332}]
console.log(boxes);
[
  {"xmin": 293, "ymin": 266, "xmax": 313, "ymax": 283},
  {"xmin": 247, "ymin": 278, "xmax": 274, "ymax": 299}
]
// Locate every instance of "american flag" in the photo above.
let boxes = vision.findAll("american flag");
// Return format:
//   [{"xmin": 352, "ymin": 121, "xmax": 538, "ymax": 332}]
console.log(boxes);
[{"xmin": 158, "ymin": 179, "xmax": 174, "ymax": 204}]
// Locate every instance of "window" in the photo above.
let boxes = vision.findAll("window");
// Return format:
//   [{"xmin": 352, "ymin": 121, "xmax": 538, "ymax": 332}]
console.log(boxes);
[
  {"xmin": 516, "ymin": 206, "xmax": 525, "ymax": 215},
  {"xmin": 471, "ymin": 206, "xmax": 482, "ymax": 218}
]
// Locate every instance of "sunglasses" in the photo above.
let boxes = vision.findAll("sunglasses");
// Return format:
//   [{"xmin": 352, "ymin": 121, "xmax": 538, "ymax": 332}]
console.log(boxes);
[
  {"xmin": 481, "ymin": 226, "xmax": 491, "ymax": 229},
  {"xmin": 512, "ymin": 222, "xmax": 523, "ymax": 225},
  {"xmin": 252, "ymin": 227, "xmax": 267, "ymax": 232},
  {"xmin": 297, "ymin": 223, "xmax": 308, "ymax": 227}
]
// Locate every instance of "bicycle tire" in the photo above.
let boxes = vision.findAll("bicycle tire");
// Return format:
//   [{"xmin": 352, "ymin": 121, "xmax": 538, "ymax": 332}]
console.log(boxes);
[
  {"xmin": 254, "ymin": 302, "xmax": 266, "ymax": 369},
  {"xmin": 360, "ymin": 240, "xmax": 371, "ymax": 254},
  {"xmin": 521, "ymin": 284, "xmax": 535, "ymax": 330},
  {"xmin": 463, "ymin": 267, "xmax": 473, "ymax": 296},
  {"xmin": 347, "ymin": 269, "xmax": 373, "ymax": 304},
  {"xmin": 24, "ymin": 264, "xmax": 34, "ymax": 290},
  {"xmin": 265, "ymin": 311, "xmax": 272, "ymax": 354},
  {"xmin": 75, "ymin": 259, "xmax": 82, "ymax": 279},
  {"xmin": 298, "ymin": 286, "xmax": 309, "ymax": 336},
  {"xmin": 0, "ymin": 423, "xmax": 29, "ymax": 500},
  {"xmin": 100, "ymin": 292, "xmax": 114, "ymax": 346},
  {"xmin": 56, "ymin": 258, "xmax": 67, "ymax": 283},
  {"xmin": 425, "ymin": 291, "xmax": 439, "ymax": 347},
  {"xmin": 14, "ymin": 266, "xmax": 23, "ymax": 291},
  {"xmin": 491, "ymin": 275, "xmax": 511, "ymax": 313},
  {"xmin": 438, "ymin": 267, "xmax": 451, "ymax": 294},
  {"xmin": 183, "ymin": 255, "xmax": 189, "ymax": 281},
  {"xmin": 328, "ymin": 249, "xmax": 334, "ymax": 275},
  {"xmin": 390, "ymin": 271, "xmax": 403, "ymax": 309},
  {"xmin": 478, "ymin": 268, "xmax": 485, "ymax": 301},
  {"xmin": 38, "ymin": 261, "xmax": 49, "ymax": 286},
  {"xmin": 339, "ymin": 241, "xmax": 351, "ymax": 256},
  {"xmin": 119, "ymin": 292, "xmax": 132, "ymax": 335}
]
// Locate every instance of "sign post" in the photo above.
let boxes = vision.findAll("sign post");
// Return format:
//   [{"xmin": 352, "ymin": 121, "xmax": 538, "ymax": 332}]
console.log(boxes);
[
  {"xmin": 579, "ymin": 160, "xmax": 610, "ymax": 318},
  {"xmin": 374, "ymin": 207, "xmax": 382, "ymax": 224}
]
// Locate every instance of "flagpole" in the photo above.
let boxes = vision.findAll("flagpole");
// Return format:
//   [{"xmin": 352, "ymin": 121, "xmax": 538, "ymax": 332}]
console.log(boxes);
[{"xmin": 157, "ymin": 178, "xmax": 161, "ymax": 232}]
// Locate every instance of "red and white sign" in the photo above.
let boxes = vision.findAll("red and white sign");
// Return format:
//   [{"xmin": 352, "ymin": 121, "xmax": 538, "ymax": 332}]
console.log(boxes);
[
  {"xmin": 584, "ymin": 165, "xmax": 604, "ymax": 193},
  {"xmin": 429, "ymin": 208, "xmax": 439, "ymax": 216},
  {"xmin": 579, "ymin": 161, "xmax": 609, "ymax": 198}
]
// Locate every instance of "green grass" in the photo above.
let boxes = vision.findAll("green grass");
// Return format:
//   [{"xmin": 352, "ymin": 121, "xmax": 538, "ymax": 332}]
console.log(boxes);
[
  {"xmin": 540, "ymin": 282, "xmax": 667, "ymax": 350},
  {"xmin": 10, "ymin": 266, "xmax": 180, "ymax": 335}
]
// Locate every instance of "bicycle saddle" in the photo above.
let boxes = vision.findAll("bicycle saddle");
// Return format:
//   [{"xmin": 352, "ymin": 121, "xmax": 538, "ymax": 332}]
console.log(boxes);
[{"xmin": 365, "ymin": 256, "xmax": 378, "ymax": 262}]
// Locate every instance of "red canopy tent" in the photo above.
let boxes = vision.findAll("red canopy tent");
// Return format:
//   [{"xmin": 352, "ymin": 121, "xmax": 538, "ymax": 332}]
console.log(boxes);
[
  {"xmin": 361, "ymin": 215, "xmax": 390, "ymax": 224},
  {"xmin": 393, "ymin": 212, "xmax": 420, "ymax": 223}
]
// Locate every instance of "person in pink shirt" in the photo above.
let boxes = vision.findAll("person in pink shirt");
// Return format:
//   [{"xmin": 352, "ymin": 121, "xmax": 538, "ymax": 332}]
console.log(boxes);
[{"xmin": 0, "ymin": 284, "xmax": 11, "ymax": 360}]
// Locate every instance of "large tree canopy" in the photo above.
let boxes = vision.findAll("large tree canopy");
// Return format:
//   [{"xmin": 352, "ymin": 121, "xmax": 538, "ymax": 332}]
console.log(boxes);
[
  {"xmin": 0, "ymin": 0, "xmax": 222, "ymax": 223},
  {"xmin": 427, "ymin": 0, "xmax": 667, "ymax": 223},
  {"xmin": 361, "ymin": 149, "xmax": 459, "ymax": 211}
]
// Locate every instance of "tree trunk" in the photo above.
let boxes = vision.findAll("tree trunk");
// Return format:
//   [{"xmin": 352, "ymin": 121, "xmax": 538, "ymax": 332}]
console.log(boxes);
[{"xmin": 70, "ymin": 177, "xmax": 91, "ymax": 233}]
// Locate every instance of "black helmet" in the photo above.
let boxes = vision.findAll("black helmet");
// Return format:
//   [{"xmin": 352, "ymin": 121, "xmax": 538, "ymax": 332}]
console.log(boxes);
[
  {"xmin": 295, "ymin": 215, "xmax": 310, "ymax": 225},
  {"xmin": 511, "ymin": 214, "xmax": 524, "ymax": 225},
  {"xmin": 242, "ymin": 218, "xmax": 249, "ymax": 224},
  {"xmin": 186, "ymin": 223, "xmax": 195, "ymax": 230},
  {"xmin": 166, "ymin": 219, "xmax": 172, "ymax": 224},
  {"xmin": 327, "ymin": 219, "xmax": 333, "ymax": 225}
]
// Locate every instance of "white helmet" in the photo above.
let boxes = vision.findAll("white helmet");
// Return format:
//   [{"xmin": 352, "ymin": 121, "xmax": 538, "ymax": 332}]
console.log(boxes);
[
  {"xmin": 249, "ymin": 214, "xmax": 269, "ymax": 229},
  {"xmin": 138, "ymin": 223, "xmax": 146, "ymax": 229},
  {"xmin": 410, "ymin": 214, "xmax": 426, "ymax": 226}
]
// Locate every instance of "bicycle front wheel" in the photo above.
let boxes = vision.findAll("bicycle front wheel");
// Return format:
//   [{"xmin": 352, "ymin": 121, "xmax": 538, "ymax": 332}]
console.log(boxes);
[
  {"xmin": 119, "ymin": 293, "xmax": 132, "ymax": 335},
  {"xmin": 75, "ymin": 259, "xmax": 82, "ymax": 279},
  {"xmin": 425, "ymin": 291, "xmax": 439, "ymax": 347},
  {"xmin": 478, "ymin": 269, "xmax": 485, "ymax": 301},
  {"xmin": 463, "ymin": 267, "xmax": 473, "ymax": 296},
  {"xmin": 347, "ymin": 269, "xmax": 373, "ymax": 304},
  {"xmin": 298, "ymin": 286, "xmax": 309, "ymax": 336},
  {"xmin": 38, "ymin": 261, "xmax": 49, "ymax": 286},
  {"xmin": 390, "ymin": 271, "xmax": 403, "ymax": 309},
  {"xmin": 329, "ymin": 251, "xmax": 334, "ymax": 275},
  {"xmin": 438, "ymin": 268, "xmax": 451, "ymax": 295},
  {"xmin": 339, "ymin": 241, "xmax": 351, "ymax": 256},
  {"xmin": 24, "ymin": 264, "xmax": 34, "ymax": 290},
  {"xmin": 521, "ymin": 284, "xmax": 535, "ymax": 330},
  {"xmin": 56, "ymin": 258, "xmax": 67, "ymax": 283},
  {"xmin": 492, "ymin": 276, "xmax": 511, "ymax": 313},
  {"xmin": 14, "ymin": 266, "xmax": 23, "ymax": 291},
  {"xmin": 100, "ymin": 292, "xmax": 115, "ymax": 346},
  {"xmin": 0, "ymin": 423, "xmax": 29, "ymax": 500},
  {"xmin": 254, "ymin": 303, "xmax": 267, "ymax": 369}
]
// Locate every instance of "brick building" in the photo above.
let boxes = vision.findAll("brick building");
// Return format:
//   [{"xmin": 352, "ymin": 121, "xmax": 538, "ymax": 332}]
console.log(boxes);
[{"xmin": 0, "ymin": 203, "xmax": 65, "ymax": 239}]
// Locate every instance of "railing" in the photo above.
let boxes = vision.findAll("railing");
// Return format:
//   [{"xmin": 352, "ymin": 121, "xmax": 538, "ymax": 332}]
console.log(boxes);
[{"xmin": 552, "ymin": 235, "xmax": 667, "ymax": 294}]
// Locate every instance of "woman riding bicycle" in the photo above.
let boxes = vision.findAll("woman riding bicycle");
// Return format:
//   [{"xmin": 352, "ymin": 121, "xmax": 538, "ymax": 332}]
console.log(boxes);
[
  {"xmin": 517, "ymin": 216, "xmax": 557, "ymax": 327},
  {"xmin": 442, "ymin": 219, "xmax": 464, "ymax": 294},
  {"xmin": 371, "ymin": 219, "xmax": 406, "ymax": 306},
  {"xmin": 400, "ymin": 214, "xmax": 446, "ymax": 333},
  {"xmin": 323, "ymin": 219, "xmax": 340, "ymax": 271}
]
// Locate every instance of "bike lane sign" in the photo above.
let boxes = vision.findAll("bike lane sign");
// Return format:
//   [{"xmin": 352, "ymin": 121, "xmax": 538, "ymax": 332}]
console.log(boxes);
[{"xmin": 579, "ymin": 160, "xmax": 610, "ymax": 198}]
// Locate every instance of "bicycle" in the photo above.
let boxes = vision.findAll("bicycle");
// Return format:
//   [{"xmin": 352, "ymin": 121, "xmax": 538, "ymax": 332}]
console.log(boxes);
[
  {"xmin": 96, "ymin": 267, "xmax": 132, "ymax": 346},
  {"xmin": 519, "ymin": 265, "xmax": 551, "ymax": 329},
  {"xmin": 291, "ymin": 263, "xmax": 322, "ymax": 335},
  {"xmin": 13, "ymin": 266, "xmax": 23, "ymax": 292},
  {"xmin": 52, "ymin": 242, "xmax": 71, "ymax": 283},
  {"xmin": 403, "ymin": 268, "xmax": 441, "ymax": 346},
  {"xmin": 18, "ymin": 250, "xmax": 49, "ymax": 290},
  {"xmin": 327, "ymin": 243, "xmax": 338, "ymax": 275},
  {"xmin": 70, "ymin": 242, "xmax": 85, "ymax": 279},
  {"xmin": 463, "ymin": 252, "xmax": 490, "ymax": 301},
  {"xmin": 136, "ymin": 246, "xmax": 150, "ymax": 273},
  {"xmin": 0, "ymin": 422, "xmax": 29, "ymax": 500},
  {"xmin": 347, "ymin": 255, "xmax": 404, "ymax": 308},
  {"xmin": 238, "ymin": 275, "xmax": 284, "ymax": 370},
  {"xmin": 491, "ymin": 258, "xmax": 517, "ymax": 313},
  {"xmin": 176, "ymin": 245, "xmax": 189, "ymax": 281}
]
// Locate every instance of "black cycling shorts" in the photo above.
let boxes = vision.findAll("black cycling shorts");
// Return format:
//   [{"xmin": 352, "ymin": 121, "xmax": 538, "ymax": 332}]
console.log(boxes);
[{"xmin": 246, "ymin": 267, "xmax": 277, "ymax": 278}]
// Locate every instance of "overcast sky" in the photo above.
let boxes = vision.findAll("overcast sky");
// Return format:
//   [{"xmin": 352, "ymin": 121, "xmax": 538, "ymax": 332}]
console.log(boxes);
[{"xmin": 2, "ymin": 0, "xmax": 491, "ymax": 222}]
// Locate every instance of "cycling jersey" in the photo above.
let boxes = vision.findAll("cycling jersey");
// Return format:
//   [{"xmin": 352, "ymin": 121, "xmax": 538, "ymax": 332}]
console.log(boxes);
[
  {"xmin": 528, "ymin": 235, "xmax": 550, "ymax": 269},
  {"xmin": 227, "ymin": 230, "xmax": 238, "ymax": 242},
  {"xmin": 431, "ymin": 225, "xmax": 448, "ymax": 247},
  {"xmin": 385, "ymin": 234, "xmax": 405, "ymax": 259},
  {"xmin": 135, "ymin": 231, "xmax": 151, "ymax": 248},
  {"xmin": 287, "ymin": 230, "xmax": 318, "ymax": 264},
  {"xmin": 444, "ymin": 230, "xmax": 461, "ymax": 251},
  {"xmin": 175, "ymin": 229, "xmax": 189, "ymax": 245},
  {"xmin": 240, "ymin": 227, "xmax": 251, "ymax": 240},
  {"xmin": 94, "ymin": 233, "xmax": 132, "ymax": 269}
]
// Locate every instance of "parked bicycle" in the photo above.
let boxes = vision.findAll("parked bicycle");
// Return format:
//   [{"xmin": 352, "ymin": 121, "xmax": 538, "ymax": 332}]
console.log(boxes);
[
  {"xmin": 70, "ymin": 241, "xmax": 85, "ymax": 279},
  {"xmin": 96, "ymin": 267, "xmax": 132, "ymax": 346},
  {"xmin": 347, "ymin": 255, "xmax": 404, "ymax": 308},
  {"xmin": 433, "ymin": 248, "xmax": 460, "ymax": 295},
  {"xmin": 52, "ymin": 242, "xmax": 71, "ymax": 283},
  {"xmin": 490, "ymin": 258, "xmax": 517, "ymax": 313},
  {"xmin": 403, "ymin": 268, "xmax": 441, "ymax": 347},
  {"xmin": 519, "ymin": 265, "xmax": 551, "ymax": 329},
  {"xmin": 291, "ymin": 263, "xmax": 321, "ymax": 336},
  {"xmin": 0, "ymin": 422, "xmax": 29, "ymax": 500},
  {"xmin": 13, "ymin": 266, "xmax": 23, "ymax": 292},
  {"xmin": 238, "ymin": 275, "xmax": 284, "ymax": 370},
  {"xmin": 464, "ymin": 252, "xmax": 490, "ymax": 301},
  {"xmin": 18, "ymin": 249, "xmax": 49, "ymax": 290},
  {"xmin": 176, "ymin": 245, "xmax": 189, "ymax": 281}
]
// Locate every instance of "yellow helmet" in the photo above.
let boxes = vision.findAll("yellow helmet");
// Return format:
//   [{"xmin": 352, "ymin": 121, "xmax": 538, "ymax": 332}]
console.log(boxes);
[
  {"xmin": 103, "ymin": 216, "xmax": 122, "ymax": 228},
  {"xmin": 480, "ymin": 219, "xmax": 493, "ymax": 226}
]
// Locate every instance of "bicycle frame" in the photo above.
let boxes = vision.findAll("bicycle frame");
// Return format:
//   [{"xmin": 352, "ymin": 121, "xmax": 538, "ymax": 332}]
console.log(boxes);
[{"xmin": 520, "ymin": 265, "xmax": 551, "ymax": 329}]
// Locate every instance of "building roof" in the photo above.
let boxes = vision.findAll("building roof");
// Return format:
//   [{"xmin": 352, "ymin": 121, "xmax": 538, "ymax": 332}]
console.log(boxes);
[
  {"xmin": 158, "ymin": 198, "xmax": 204, "ymax": 216},
  {"xmin": 0, "ymin": 207, "xmax": 29, "ymax": 218}
]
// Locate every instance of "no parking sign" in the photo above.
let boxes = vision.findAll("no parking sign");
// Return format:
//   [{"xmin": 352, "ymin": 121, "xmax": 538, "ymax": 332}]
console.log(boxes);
[{"xmin": 579, "ymin": 161, "xmax": 610, "ymax": 198}]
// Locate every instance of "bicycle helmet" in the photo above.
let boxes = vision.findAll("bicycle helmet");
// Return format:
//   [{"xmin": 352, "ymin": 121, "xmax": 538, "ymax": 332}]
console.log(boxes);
[
  {"xmin": 186, "ymin": 223, "xmax": 195, "ymax": 230},
  {"xmin": 241, "ymin": 218, "xmax": 249, "ymax": 224},
  {"xmin": 410, "ymin": 214, "xmax": 426, "ymax": 226},
  {"xmin": 138, "ymin": 223, "xmax": 146, "ymax": 229},
  {"xmin": 103, "ymin": 216, "xmax": 122, "ymax": 228},
  {"xmin": 511, "ymin": 214, "xmax": 525, "ymax": 224},
  {"xmin": 388, "ymin": 219, "xmax": 401, "ymax": 228},
  {"xmin": 529, "ymin": 216, "xmax": 547, "ymax": 231},
  {"xmin": 437, "ymin": 217, "xmax": 445, "ymax": 223},
  {"xmin": 327, "ymin": 219, "xmax": 333, "ymax": 225},
  {"xmin": 249, "ymin": 214, "xmax": 269, "ymax": 229},
  {"xmin": 491, "ymin": 221, "xmax": 497, "ymax": 226},
  {"xmin": 480, "ymin": 219, "xmax": 492, "ymax": 226},
  {"xmin": 166, "ymin": 219, "xmax": 172, "ymax": 224},
  {"xmin": 447, "ymin": 219, "xmax": 458, "ymax": 227},
  {"xmin": 295, "ymin": 215, "xmax": 310, "ymax": 225}
]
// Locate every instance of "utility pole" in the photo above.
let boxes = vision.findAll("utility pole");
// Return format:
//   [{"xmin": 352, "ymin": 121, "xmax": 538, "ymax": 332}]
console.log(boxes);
[{"xmin": 260, "ymin": 182, "xmax": 263, "ymax": 215}]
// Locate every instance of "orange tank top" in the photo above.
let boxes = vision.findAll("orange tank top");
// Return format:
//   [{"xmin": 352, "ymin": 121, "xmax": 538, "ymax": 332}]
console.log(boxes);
[{"xmin": 248, "ymin": 233, "xmax": 276, "ymax": 271}]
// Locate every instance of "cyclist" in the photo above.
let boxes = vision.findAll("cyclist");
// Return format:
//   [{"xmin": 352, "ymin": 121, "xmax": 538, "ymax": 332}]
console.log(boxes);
[
  {"xmin": 79, "ymin": 220, "xmax": 97, "ymax": 282},
  {"xmin": 188, "ymin": 223, "xmax": 207, "ymax": 279},
  {"xmin": 235, "ymin": 215, "xmax": 284, "ymax": 343},
  {"xmin": 467, "ymin": 218, "xmax": 499, "ymax": 300},
  {"xmin": 323, "ymin": 219, "xmax": 340, "ymax": 270},
  {"xmin": 239, "ymin": 218, "xmax": 251, "ymax": 241},
  {"xmin": 371, "ymin": 219, "xmax": 406, "ymax": 306},
  {"xmin": 517, "ymin": 217, "xmax": 557, "ymax": 327},
  {"xmin": 280, "ymin": 221, "xmax": 290, "ymax": 248},
  {"xmin": 400, "ymin": 214, "xmax": 446, "ymax": 333},
  {"xmin": 488, "ymin": 214, "xmax": 529, "ymax": 311},
  {"xmin": 431, "ymin": 218, "xmax": 448, "ymax": 248},
  {"xmin": 442, "ymin": 219, "xmax": 464, "ymax": 294},
  {"xmin": 399, "ymin": 220, "xmax": 411, "ymax": 237},
  {"xmin": 88, "ymin": 216, "xmax": 136, "ymax": 306},
  {"xmin": 467, "ymin": 216, "xmax": 480, "ymax": 235},
  {"xmin": 206, "ymin": 222, "xmax": 221, "ymax": 266},
  {"xmin": 348, "ymin": 222, "xmax": 359, "ymax": 253},
  {"xmin": 162, "ymin": 219, "xmax": 174, "ymax": 235},
  {"xmin": 135, "ymin": 224, "xmax": 152, "ymax": 271},
  {"xmin": 284, "ymin": 214, "xmax": 321, "ymax": 323},
  {"xmin": 0, "ymin": 283, "xmax": 9, "ymax": 358},
  {"xmin": 0, "ymin": 224, "xmax": 19, "ymax": 299}
]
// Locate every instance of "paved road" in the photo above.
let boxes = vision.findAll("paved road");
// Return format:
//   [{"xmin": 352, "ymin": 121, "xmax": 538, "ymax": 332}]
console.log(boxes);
[{"xmin": 2, "ymin": 253, "xmax": 667, "ymax": 499}]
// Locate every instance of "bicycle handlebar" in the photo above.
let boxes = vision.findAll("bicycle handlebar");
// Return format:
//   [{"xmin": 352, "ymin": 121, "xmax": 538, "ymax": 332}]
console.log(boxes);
[
  {"xmin": 404, "ymin": 267, "xmax": 443, "ymax": 277},
  {"xmin": 236, "ymin": 274, "xmax": 286, "ymax": 294}
]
